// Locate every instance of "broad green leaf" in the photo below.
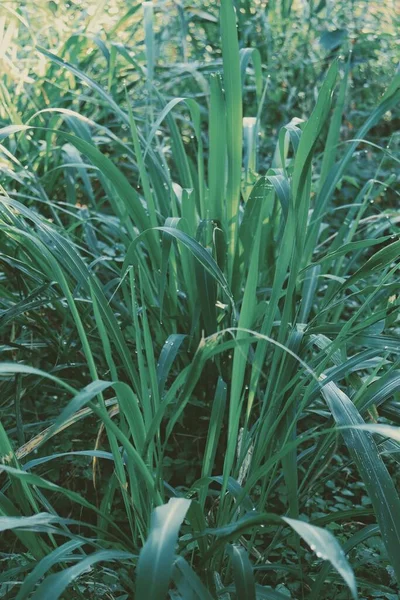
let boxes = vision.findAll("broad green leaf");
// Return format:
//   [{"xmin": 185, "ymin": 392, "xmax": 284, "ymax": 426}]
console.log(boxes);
[
  {"xmin": 172, "ymin": 556, "xmax": 214, "ymax": 600},
  {"xmin": 208, "ymin": 73, "xmax": 226, "ymax": 225},
  {"xmin": 16, "ymin": 540, "xmax": 84, "ymax": 600},
  {"xmin": 157, "ymin": 334, "xmax": 187, "ymax": 397},
  {"xmin": 221, "ymin": 584, "xmax": 294, "ymax": 599},
  {"xmin": 201, "ymin": 378, "xmax": 227, "ymax": 483},
  {"xmin": 350, "ymin": 423, "xmax": 400, "ymax": 442},
  {"xmin": 292, "ymin": 60, "xmax": 338, "ymax": 206},
  {"xmin": 136, "ymin": 498, "xmax": 191, "ymax": 600},
  {"xmin": 143, "ymin": 1, "xmax": 155, "ymax": 82},
  {"xmin": 228, "ymin": 544, "xmax": 256, "ymax": 600},
  {"xmin": 283, "ymin": 517, "xmax": 357, "ymax": 599},
  {"xmin": 319, "ymin": 29, "xmax": 347, "ymax": 52},
  {"xmin": 58, "ymin": 132, "xmax": 151, "ymax": 234},
  {"xmin": 344, "ymin": 239, "xmax": 400, "ymax": 289},
  {"xmin": 220, "ymin": 0, "xmax": 243, "ymax": 279},
  {"xmin": 311, "ymin": 525, "xmax": 380, "ymax": 599},
  {"xmin": 123, "ymin": 226, "xmax": 234, "ymax": 309},
  {"xmin": 0, "ymin": 513, "xmax": 68, "ymax": 532},
  {"xmin": 321, "ymin": 380, "xmax": 400, "ymax": 584},
  {"xmin": 240, "ymin": 47, "xmax": 263, "ymax": 103},
  {"xmin": 31, "ymin": 550, "xmax": 134, "ymax": 600}
]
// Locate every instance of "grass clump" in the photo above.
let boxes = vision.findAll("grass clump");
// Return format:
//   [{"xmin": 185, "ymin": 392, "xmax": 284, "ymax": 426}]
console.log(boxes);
[{"xmin": 0, "ymin": 0, "xmax": 399, "ymax": 598}]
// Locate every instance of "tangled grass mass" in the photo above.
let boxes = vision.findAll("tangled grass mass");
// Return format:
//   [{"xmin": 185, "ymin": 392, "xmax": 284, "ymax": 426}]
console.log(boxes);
[{"xmin": 0, "ymin": 0, "xmax": 399, "ymax": 598}]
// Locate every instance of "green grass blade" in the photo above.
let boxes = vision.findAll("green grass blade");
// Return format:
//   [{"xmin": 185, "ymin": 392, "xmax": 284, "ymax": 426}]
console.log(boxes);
[
  {"xmin": 319, "ymin": 55, "xmax": 350, "ymax": 190},
  {"xmin": 240, "ymin": 48, "xmax": 263, "ymax": 104},
  {"xmin": 31, "ymin": 550, "xmax": 134, "ymax": 600},
  {"xmin": 15, "ymin": 540, "xmax": 84, "ymax": 600},
  {"xmin": 208, "ymin": 73, "xmax": 226, "ymax": 225},
  {"xmin": 172, "ymin": 556, "xmax": 214, "ymax": 600},
  {"xmin": 292, "ymin": 60, "xmax": 338, "ymax": 209},
  {"xmin": 202, "ymin": 378, "xmax": 228, "ymax": 480},
  {"xmin": 310, "ymin": 524, "xmax": 380, "ymax": 599},
  {"xmin": 321, "ymin": 380, "xmax": 400, "ymax": 584},
  {"xmin": 283, "ymin": 517, "xmax": 357, "ymax": 599},
  {"xmin": 228, "ymin": 544, "xmax": 256, "ymax": 600},
  {"xmin": 136, "ymin": 498, "xmax": 191, "ymax": 599},
  {"xmin": 143, "ymin": 1, "xmax": 155, "ymax": 83},
  {"xmin": 220, "ymin": 0, "xmax": 243, "ymax": 282},
  {"xmin": 343, "ymin": 239, "xmax": 400, "ymax": 289},
  {"xmin": 306, "ymin": 72, "xmax": 400, "ymax": 258},
  {"xmin": 157, "ymin": 334, "xmax": 187, "ymax": 398},
  {"xmin": 124, "ymin": 226, "xmax": 234, "ymax": 309}
]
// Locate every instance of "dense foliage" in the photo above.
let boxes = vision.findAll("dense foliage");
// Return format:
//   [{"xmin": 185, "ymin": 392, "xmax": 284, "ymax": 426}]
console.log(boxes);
[{"xmin": 0, "ymin": 0, "xmax": 399, "ymax": 598}]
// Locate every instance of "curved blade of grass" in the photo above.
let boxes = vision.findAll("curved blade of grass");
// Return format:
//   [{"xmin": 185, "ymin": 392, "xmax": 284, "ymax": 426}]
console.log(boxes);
[
  {"xmin": 283, "ymin": 517, "xmax": 357, "ymax": 599},
  {"xmin": 0, "ymin": 124, "xmax": 30, "ymax": 139},
  {"xmin": 292, "ymin": 60, "xmax": 338, "ymax": 207},
  {"xmin": 309, "ymin": 235, "xmax": 394, "ymax": 268},
  {"xmin": 240, "ymin": 48, "xmax": 262, "ymax": 103},
  {"xmin": 0, "ymin": 363, "xmax": 76, "ymax": 394},
  {"xmin": 343, "ymin": 239, "xmax": 400, "ymax": 289},
  {"xmin": 13, "ymin": 379, "xmax": 144, "ymax": 459},
  {"xmin": 274, "ymin": 118, "xmax": 303, "ymax": 170},
  {"xmin": 0, "ymin": 513, "xmax": 71, "ymax": 532},
  {"xmin": 58, "ymin": 132, "xmax": 150, "ymax": 233},
  {"xmin": 0, "ymin": 465, "xmax": 129, "ymax": 542},
  {"xmin": 201, "ymin": 378, "xmax": 227, "ymax": 483},
  {"xmin": 306, "ymin": 72, "xmax": 400, "ymax": 258},
  {"xmin": 349, "ymin": 424, "xmax": 400, "ymax": 443},
  {"xmin": 123, "ymin": 226, "xmax": 234, "ymax": 309},
  {"xmin": 172, "ymin": 556, "xmax": 214, "ymax": 600},
  {"xmin": 199, "ymin": 512, "xmax": 281, "ymax": 564},
  {"xmin": 37, "ymin": 47, "xmax": 128, "ymax": 123},
  {"xmin": 13, "ymin": 398, "xmax": 117, "ymax": 463},
  {"xmin": 255, "ymin": 585, "xmax": 296, "ymax": 600},
  {"xmin": 31, "ymin": 550, "xmax": 134, "ymax": 600},
  {"xmin": 356, "ymin": 370, "xmax": 400, "ymax": 413},
  {"xmin": 16, "ymin": 540, "xmax": 84, "ymax": 600},
  {"xmin": 319, "ymin": 54, "xmax": 350, "ymax": 189},
  {"xmin": 23, "ymin": 450, "xmax": 114, "ymax": 471},
  {"xmin": 0, "ymin": 493, "xmax": 48, "ymax": 559},
  {"xmin": 321, "ymin": 379, "xmax": 400, "ymax": 583},
  {"xmin": 136, "ymin": 498, "xmax": 191, "ymax": 600},
  {"xmin": 204, "ymin": 475, "xmax": 254, "ymax": 513},
  {"xmin": 157, "ymin": 334, "xmax": 187, "ymax": 397},
  {"xmin": 142, "ymin": 96, "xmax": 200, "ymax": 161},
  {"xmin": 1, "ymin": 199, "xmax": 143, "ymax": 392},
  {"xmin": 310, "ymin": 524, "xmax": 380, "ymax": 599},
  {"xmin": 228, "ymin": 544, "xmax": 256, "ymax": 600},
  {"xmin": 222, "ymin": 584, "xmax": 292, "ymax": 599},
  {"xmin": 267, "ymin": 171, "xmax": 290, "ymax": 221}
]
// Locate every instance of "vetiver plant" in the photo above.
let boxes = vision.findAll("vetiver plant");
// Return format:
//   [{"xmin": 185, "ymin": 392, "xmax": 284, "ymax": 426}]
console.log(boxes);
[{"xmin": 0, "ymin": 0, "xmax": 399, "ymax": 598}]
